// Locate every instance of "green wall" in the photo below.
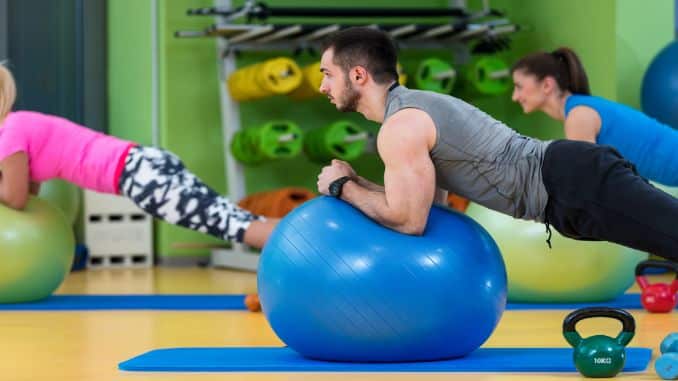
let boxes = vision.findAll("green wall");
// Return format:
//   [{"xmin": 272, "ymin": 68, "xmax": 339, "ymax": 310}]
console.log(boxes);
[
  {"xmin": 108, "ymin": 0, "xmax": 675, "ymax": 260},
  {"xmin": 615, "ymin": 0, "xmax": 675, "ymax": 108},
  {"xmin": 108, "ymin": 0, "xmax": 154, "ymax": 145}
]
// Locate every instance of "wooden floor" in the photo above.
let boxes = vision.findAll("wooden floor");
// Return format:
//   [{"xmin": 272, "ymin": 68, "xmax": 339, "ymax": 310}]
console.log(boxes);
[{"xmin": 0, "ymin": 267, "xmax": 674, "ymax": 381}]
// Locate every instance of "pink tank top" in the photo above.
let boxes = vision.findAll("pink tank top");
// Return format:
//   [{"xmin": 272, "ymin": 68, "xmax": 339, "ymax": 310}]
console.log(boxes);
[{"xmin": 0, "ymin": 111, "xmax": 134, "ymax": 194}]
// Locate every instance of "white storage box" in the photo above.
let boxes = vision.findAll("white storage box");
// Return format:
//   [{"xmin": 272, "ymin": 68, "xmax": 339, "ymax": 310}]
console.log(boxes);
[{"xmin": 83, "ymin": 190, "xmax": 154, "ymax": 268}]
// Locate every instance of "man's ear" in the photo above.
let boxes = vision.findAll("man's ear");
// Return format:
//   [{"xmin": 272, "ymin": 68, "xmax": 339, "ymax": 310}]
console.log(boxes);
[{"xmin": 352, "ymin": 66, "xmax": 369, "ymax": 84}]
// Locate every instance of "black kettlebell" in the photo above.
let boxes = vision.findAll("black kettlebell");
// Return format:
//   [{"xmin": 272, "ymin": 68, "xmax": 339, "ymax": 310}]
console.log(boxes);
[{"xmin": 563, "ymin": 307, "xmax": 636, "ymax": 378}]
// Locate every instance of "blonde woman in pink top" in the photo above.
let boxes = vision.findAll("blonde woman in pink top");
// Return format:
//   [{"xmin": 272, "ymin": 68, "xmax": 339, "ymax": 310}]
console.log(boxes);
[{"xmin": 0, "ymin": 64, "xmax": 276, "ymax": 249}]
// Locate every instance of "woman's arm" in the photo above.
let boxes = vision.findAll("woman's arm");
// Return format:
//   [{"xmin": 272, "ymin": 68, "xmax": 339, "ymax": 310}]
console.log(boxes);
[
  {"xmin": 0, "ymin": 151, "xmax": 30, "ymax": 209},
  {"xmin": 563, "ymin": 105, "xmax": 601, "ymax": 143},
  {"xmin": 29, "ymin": 181, "xmax": 41, "ymax": 196}
]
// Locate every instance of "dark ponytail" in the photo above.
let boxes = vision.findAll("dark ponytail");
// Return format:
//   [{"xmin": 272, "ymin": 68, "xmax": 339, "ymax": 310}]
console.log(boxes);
[{"xmin": 511, "ymin": 47, "xmax": 590, "ymax": 95}]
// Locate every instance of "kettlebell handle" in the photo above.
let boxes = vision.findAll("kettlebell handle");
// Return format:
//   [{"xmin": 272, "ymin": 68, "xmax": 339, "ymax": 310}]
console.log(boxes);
[
  {"xmin": 563, "ymin": 307, "xmax": 636, "ymax": 348},
  {"xmin": 635, "ymin": 259, "xmax": 678, "ymax": 279}
]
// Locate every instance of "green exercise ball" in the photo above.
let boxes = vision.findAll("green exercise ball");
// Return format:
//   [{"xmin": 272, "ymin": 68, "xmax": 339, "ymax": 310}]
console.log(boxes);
[
  {"xmin": 0, "ymin": 197, "xmax": 75, "ymax": 303},
  {"xmin": 465, "ymin": 203, "xmax": 647, "ymax": 303},
  {"xmin": 38, "ymin": 179, "xmax": 80, "ymax": 226}
]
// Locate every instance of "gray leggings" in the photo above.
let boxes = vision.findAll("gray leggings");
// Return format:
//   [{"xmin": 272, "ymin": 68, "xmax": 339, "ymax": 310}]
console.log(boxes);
[{"xmin": 118, "ymin": 146, "xmax": 261, "ymax": 243}]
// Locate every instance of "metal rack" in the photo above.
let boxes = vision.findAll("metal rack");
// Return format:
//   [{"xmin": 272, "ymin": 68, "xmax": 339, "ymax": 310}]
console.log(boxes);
[{"xmin": 176, "ymin": 0, "xmax": 518, "ymax": 271}]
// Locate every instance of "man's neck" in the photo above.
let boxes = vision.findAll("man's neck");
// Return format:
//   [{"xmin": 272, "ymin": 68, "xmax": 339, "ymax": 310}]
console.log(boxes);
[{"xmin": 357, "ymin": 82, "xmax": 397, "ymax": 123}]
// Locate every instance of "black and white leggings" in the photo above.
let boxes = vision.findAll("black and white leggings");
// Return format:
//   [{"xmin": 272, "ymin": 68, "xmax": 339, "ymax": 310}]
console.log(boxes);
[{"xmin": 118, "ymin": 146, "xmax": 261, "ymax": 243}]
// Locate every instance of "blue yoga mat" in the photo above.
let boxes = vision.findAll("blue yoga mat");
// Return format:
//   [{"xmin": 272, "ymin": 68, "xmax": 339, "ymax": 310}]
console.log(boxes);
[
  {"xmin": 0, "ymin": 293, "xmax": 671, "ymax": 311},
  {"xmin": 0, "ymin": 294, "xmax": 247, "ymax": 311},
  {"xmin": 506, "ymin": 293, "xmax": 677, "ymax": 310},
  {"xmin": 119, "ymin": 346, "xmax": 652, "ymax": 373}
]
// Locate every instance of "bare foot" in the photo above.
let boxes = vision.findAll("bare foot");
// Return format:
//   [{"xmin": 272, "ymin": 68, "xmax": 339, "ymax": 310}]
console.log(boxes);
[{"xmin": 242, "ymin": 218, "xmax": 280, "ymax": 249}]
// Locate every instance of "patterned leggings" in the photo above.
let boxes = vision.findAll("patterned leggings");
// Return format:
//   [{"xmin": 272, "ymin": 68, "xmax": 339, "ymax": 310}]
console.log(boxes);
[{"xmin": 118, "ymin": 146, "xmax": 261, "ymax": 243}]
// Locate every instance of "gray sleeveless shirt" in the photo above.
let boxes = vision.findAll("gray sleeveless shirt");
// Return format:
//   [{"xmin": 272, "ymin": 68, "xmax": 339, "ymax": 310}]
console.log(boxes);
[{"xmin": 384, "ymin": 86, "xmax": 550, "ymax": 221}]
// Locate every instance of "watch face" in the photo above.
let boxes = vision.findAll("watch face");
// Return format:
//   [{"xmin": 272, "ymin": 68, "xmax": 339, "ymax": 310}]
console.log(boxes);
[
  {"xmin": 329, "ymin": 182, "xmax": 340, "ymax": 196},
  {"xmin": 329, "ymin": 176, "xmax": 348, "ymax": 197}
]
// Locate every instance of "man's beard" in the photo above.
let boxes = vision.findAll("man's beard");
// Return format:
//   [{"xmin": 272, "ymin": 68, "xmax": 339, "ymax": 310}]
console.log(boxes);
[{"xmin": 337, "ymin": 79, "xmax": 360, "ymax": 112}]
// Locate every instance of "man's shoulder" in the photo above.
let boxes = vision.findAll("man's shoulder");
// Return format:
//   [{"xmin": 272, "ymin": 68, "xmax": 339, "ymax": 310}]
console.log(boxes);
[{"xmin": 385, "ymin": 107, "xmax": 434, "ymax": 125}]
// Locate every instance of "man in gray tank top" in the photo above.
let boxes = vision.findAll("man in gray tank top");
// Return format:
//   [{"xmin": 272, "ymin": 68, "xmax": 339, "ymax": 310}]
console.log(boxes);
[
  {"xmin": 315, "ymin": 27, "xmax": 678, "ymax": 262},
  {"xmin": 385, "ymin": 86, "xmax": 549, "ymax": 222}
]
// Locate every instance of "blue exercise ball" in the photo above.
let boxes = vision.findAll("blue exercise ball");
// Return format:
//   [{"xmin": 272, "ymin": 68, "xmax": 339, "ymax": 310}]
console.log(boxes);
[
  {"xmin": 641, "ymin": 40, "xmax": 678, "ymax": 129},
  {"xmin": 258, "ymin": 196, "xmax": 507, "ymax": 362}
]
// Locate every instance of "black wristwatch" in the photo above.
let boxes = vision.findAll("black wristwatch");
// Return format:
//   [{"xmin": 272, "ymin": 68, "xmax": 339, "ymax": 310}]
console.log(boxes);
[{"xmin": 329, "ymin": 176, "xmax": 352, "ymax": 198}]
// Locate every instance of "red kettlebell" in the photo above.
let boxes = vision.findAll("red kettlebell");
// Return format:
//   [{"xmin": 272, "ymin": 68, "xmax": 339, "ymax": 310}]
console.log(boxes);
[{"xmin": 635, "ymin": 260, "xmax": 678, "ymax": 313}]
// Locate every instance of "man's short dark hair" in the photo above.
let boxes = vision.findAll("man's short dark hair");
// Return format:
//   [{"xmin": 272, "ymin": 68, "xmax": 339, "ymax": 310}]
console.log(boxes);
[{"xmin": 321, "ymin": 27, "xmax": 399, "ymax": 85}]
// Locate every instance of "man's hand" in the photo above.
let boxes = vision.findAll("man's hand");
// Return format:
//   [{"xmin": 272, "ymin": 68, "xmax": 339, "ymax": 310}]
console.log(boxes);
[
  {"xmin": 317, "ymin": 159, "xmax": 356, "ymax": 195},
  {"xmin": 332, "ymin": 159, "xmax": 357, "ymax": 178}
]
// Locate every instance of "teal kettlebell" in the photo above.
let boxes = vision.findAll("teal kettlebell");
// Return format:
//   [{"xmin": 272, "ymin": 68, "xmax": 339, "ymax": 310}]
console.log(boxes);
[
  {"xmin": 661, "ymin": 333, "xmax": 678, "ymax": 354},
  {"xmin": 563, "ymin": 307, "xmax": 636, "ymax": 378},
  {"xmin": 656, "ymin": 333, "xmax": 678, "ymax": 380}
]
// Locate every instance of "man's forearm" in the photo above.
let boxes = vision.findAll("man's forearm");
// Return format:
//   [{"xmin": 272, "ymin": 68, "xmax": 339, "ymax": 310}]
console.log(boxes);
[
  {"xmin": 340, "ymin": 180, "xmax": 421, "ymax": 234},
  {"xmin": 353, "ymin": 175, "xmax": 384, "ymax": 192}
]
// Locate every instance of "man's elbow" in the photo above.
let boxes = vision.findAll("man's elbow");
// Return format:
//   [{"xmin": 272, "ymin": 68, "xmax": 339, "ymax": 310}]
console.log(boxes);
[
  {"xmin": 391, "ymin": 220, "xmax": 426, "ymax": 236},
  {"xmin": 401, "ymin": 223, "xmax": 426, "ymax": 236},
  {"xmin": 383, "ymin": 210, "xmax": 427, "ymax": 235}
]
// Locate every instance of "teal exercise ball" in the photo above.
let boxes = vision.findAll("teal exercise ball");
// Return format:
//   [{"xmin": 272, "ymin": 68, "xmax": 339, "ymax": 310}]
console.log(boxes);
[
  {"xmin": 0, "ymin": 198, "xmax": 75, "ymax": 303},
  {"xmin": 465, "ymin": 203, "xmax": 647, "ymax": 303},
  {"xmin": 38, "ymin": 179, "xmax": 81, "ymax": 226},
  {"xmin": 641, "ymin": 40, "xmax": 678, "ymax": 129}
]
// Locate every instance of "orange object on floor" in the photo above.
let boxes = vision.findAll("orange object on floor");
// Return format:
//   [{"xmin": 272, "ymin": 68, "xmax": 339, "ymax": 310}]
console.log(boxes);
[
  {"xmin": 448, "ymin": 193, "xmax": 470, "ymax": 212},
  {"xmin": 238, "ymin": 187, "xmax": 316, "ymax": 218},
  {"xmin": 244, "ymin": 293, "xmax": 261, "ymax": 312}
]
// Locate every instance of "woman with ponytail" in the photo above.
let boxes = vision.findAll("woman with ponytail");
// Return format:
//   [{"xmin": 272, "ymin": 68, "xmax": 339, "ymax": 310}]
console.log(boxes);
[
  {"xmin": 0, "ymin": 63, "xmax": 277, "ymax": 248},
  {"xmin": 511, "ymin": 47, "xmax": 678, "ymax": 186}
]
